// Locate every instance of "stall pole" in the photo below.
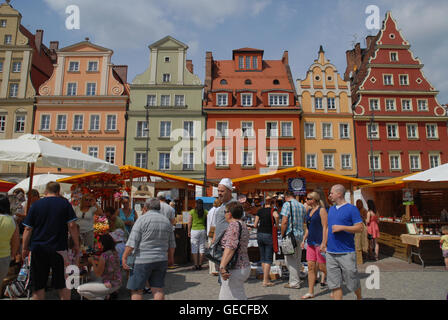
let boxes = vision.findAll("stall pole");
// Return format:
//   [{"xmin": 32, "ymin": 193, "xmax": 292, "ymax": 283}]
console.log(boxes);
[
  {"xmin": 184, "ymin": 185, "xmax": 188, "ymax": 211},
  {"xmin": 25, "ymin": 163, "xmax": 35, "ymax": 214}
]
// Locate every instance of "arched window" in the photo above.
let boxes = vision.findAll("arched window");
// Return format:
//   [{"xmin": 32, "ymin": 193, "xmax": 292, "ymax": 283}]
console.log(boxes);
[
  {"xmin": 220, "ymin": 79, "xmax": 228, "ymax": 85},
  {"xmin": 273, "ymin": 79, "xmax": 280, "ymax": 85},
  {"xmin": 245, "ymin": 79, "xmax": 252, "ymax": 85}
]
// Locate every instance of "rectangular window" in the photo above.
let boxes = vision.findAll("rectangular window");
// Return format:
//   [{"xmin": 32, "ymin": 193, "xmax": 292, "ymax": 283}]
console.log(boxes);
[
  {"xmin": 241, "ymin": 121, "xmax": 254, "ymax": 137},
  {"xmin": 135, "ymin": 152, "xmax": 147, "ymax": 169},
  {"xmin": 40, "ymin": 115, "xmax": 50, "ymax": 131},
  {"xmin": 281, "ymin": 122, "xmax": 292, "ymax": 137},
  {"xmin": 12, "ymin": 61, "xmax": 21, "ymax": 73},
  {"xmin": 426, "ymin": 124, "xmax": 438, "ymax": 139},
  {"xmin": 67, "ymin": 83, "xmax": 77, "ymax": 96},
  {"xmin": 242, "ymin": 151, "xmax": 254, "ymax": 167},
  {"xmin": 305, "ymin": 123, "xmax": 315, "ymax": 138},
  {"xmin": 159, "ymin": 153, "xmax": 170, "ymax": 170},
  {"xmin": 183, "ymin": 121, "xmax": 194, "ymax": 138},
  {"xmin": 390, "ymin": 52, "xmax": 398, "ymax": 62},
  {"xmin": 4, "ymin": 35, "xmax": 12, "ymax": 44},
  {"xmin": 267, "ymin": 151, "xmax": 279, "ymax": 167},
  {"xmin": 429, "ymin": 155, "xmax": 440, "ymax": 169},
  {"xmin": 69, "ymin": 61, "xmax": 79, "ymax": 72},
  {"xmin": 56, "ymin": 115, "xmax": 67, "ymax": 131},
  {"xmin": 217, "ymin": 93, "xmax": 228, "ymax": 106},
  {"xmin": 369, "ymin": 155, "xmax": 380, "ymax": 170},
  {"xmin": 385, "ymin": 99, "xmax": 396, "ymax": 111},
  {"xmin": 105, "ymin": 147, "xmax": 116, "ymax": 164},
  {"xmin": 0, "ymin": 61, "xmax": 3, "ymax": 72},
  {"xmin": 369, "ymin": 99, "xmax": 380, "ymax": 111},
  {"xmin": 417, "ymin": 100, "xmax": 428, "ymax": 111},
  {"xmin": 410, "ymin": 155, "xmax": 420, "ymax": 170},
  {"xmin": 0, "ymin": 114, "xmax": 6, "ymax": 132},
  {"xmin": 217, "ymin": 151, "xmax": 228, "ymax": 167},
  {"xmin": 341, "ymin": 154, "xmax": 352, "ymax": 169},
  {"xmin": 252, "ymin": 56, "xmax": 258, "ymax": 69},
  {"xmin": 367, "ymin": 123, "xmax": 379, "ymax": 139},
  {"xmin": 241, "ymin": 93, "xmax": 252, "ymax": 106},
  {"xmin": 183, "ymin": 152, "xmax": 194, "ymax": 170},
  {"xmin": 72, "ymin": 146, "xmax": 81, "ymax": 152},
  {"xmin": 160, "ymin": 121, "xmax": 171, "ymax": 137},
  {"xmin": 136, "ymin": 121, "xmax": 148, "ymax": 138},
  {"xmin": 73, "ymin": 115, "xmax": 84, "ymax": 131},
  {"xmin": 322, "ymin": 123, "xmax": 333, "ymax": 139},
  {"xmin": 89, "ymin": 115, "xmax": 100, "ymax": 131},
  {"xmin": 216, "ymin": 121, "xmax": 228, "ymax": 137},
  {"xmin": 383, "ymin": 74, "xmax": 393, "ymax": 85},
  {"xmin": 306, "ymin": 154, "xmax": 317, "ymax": 169},
  {"xmin": 238, "ymin": 56, "xmax": 244, "ymax": 69},
  {"xmin": 269, "ymin": 94, "xmax": 288, "ymax": 106},
  {"xmin": 88, "ymin": 146, "xmax": 99, "ymax": 158},
  {"xmin": 387, "ymin": 124, "xmax": 399, "ymax": 139},
  {"xmin": 406, "ymin": 124, "xmax": 418, "ymax": 139},
  {"xmin": 266, "ymin": 122, "xmax": 278, "ymax": 138},
  {"xmin": 339, "ymin": 123, "xmax": 350, "ymax": 139},
  {"xmin": 15, "ymin": 115, "xmax": 25, "ymax": 133},
  {"xmin": 315, "ymin": 98, "xmax": 323, "ymax": 110},
  {"xmin": 246, "ymin": 56, "xmax": 251, "ymax": 69},
  {"xmin": 106, "ymin": 115, "xmax": 117, "ymax": 131},
  {"xmin": 175, "ymin": 95, "xmax": 185, "ymax": 106},
  {"xmin": 161, "ymin": 95, "xmax": 170, "ymax": 107},
  {"xmin": 323, "ymin": 154, "xmax": 334, "ymax": 169},
  {"xmin": 282, "ymin": 152, "xmax": 293, "ymax": 167},
  {"xmin": 327, "ymin": 98, "xmax": 336, "ymax": 110},
  {"xmin": 390, "ymin": 155, "xmax": 401, "ymax": 170},
  {"xmin": 399, "ymin": 75, "xmax": 409, "ymax": 86},
  {"xmin": 147, "ymin": 95, "xmax": 156, "ymax": 106},
  {"xmin": 402, "ymin": 99, "xmax": 412, "ymax": 111},
  {"xmin": 86, "ymin": 83, "xmax": 96, "ymax": 96},
  {"xmin": 87, "ymin": 61, "xmax": 98, "ymax": 72},
  {"xmin": 162, "ymin": 73, "xmax": 170, "ymax": 82},
  {"xmin": 0, "ymin": 20, "xmax": 6, "ymax": 27},
  {"xmin": 9, "ymin": 83, "xmax": 18, "ymax": 97}
]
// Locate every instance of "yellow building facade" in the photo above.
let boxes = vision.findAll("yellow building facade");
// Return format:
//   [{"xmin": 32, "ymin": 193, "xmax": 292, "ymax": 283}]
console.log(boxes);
[{"xmin": 297, "ymin": 47, "xmax": 357, "ymax": 176}]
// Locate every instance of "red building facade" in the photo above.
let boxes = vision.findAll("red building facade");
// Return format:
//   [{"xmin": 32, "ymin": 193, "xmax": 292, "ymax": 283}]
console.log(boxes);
[
  {"xmin": 203, "ymin": 48, "xmax": 301, "ymax": 187},
  {"xmin": 345, "ymin": 12, "xmax": 448, "ymax": 181}
]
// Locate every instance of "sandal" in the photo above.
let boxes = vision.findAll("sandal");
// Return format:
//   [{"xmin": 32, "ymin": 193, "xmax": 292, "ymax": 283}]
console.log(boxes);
[
  {"xmin": 262, "ymin": 282, "xmax": 275, "ymax": 287},
  {"xmin": 301, "ymin": 292, "xmax": 314, "ymax": 299},
  {"xmin": 320, "ymin": 282, "xmax": 327, "ymax": 288}
]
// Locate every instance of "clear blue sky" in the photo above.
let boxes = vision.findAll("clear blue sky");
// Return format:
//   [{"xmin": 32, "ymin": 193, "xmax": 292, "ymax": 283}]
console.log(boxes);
[{"xmin": 11, "ymin": 0, "xmax": 448, "ymax": 103}]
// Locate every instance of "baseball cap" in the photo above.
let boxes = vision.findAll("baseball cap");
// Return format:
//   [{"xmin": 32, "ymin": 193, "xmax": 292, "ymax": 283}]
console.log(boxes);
[{"xmin": 219, "ymin": 178, "xmax": 233, "ymax": 191}]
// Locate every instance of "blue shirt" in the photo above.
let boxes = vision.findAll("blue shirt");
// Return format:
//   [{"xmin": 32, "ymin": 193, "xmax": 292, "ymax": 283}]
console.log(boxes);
[
  {"xmin": 280, "ymin": 199, "xmax": 305, "ymax": 240},
  {"xmin": 23, "ymin": 197, "xmax": 77, "ymax": 252},
  {"xmin": 306, "ymin": 207, "xmax": 323, "ymax": 246},
  {"xmin": 327, "ymin": 203, "xmax": 362, "ymax": 254}
]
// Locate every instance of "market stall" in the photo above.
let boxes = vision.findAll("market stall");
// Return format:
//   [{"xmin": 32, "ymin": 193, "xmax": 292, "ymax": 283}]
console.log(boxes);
[{"xmin": 0, "ymin": 179, "xmax": 15, "ymax": 193}]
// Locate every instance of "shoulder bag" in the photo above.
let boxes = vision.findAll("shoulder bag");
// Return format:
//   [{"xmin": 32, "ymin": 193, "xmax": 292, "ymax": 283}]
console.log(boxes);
[
  {"xmin": 281, "ymin": 201, "xmax": 297, "ymax": 255},
  {"xmin": 205, "ymin": 221, "xmax": 242, "ymax": 270},
  {"xmin": 271, "ymin": 208, "xmax": 279, "ymax": 254}
]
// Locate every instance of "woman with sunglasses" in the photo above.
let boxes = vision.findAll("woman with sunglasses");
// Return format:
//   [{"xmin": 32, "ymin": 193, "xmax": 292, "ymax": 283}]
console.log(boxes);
[
  {"xmin": 115, "ymin": 196, "xmax": 136, "ymax": 234},
  {"xmin": 301, "ymin": 191, "xmax": 328, "ymax": 299},
  {"xmin": 73, "ymin": 194, "xmax": 102, "ymax": 249}
]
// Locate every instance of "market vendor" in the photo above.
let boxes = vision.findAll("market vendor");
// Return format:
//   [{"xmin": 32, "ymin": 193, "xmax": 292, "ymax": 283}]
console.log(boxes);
[
  {"xmin": 116, "ymin": 196, "xmax": 137, "ymax": 234},
  {"xmin": 73, "ymin": 193, "xmax": 103, "ymax": 249}
]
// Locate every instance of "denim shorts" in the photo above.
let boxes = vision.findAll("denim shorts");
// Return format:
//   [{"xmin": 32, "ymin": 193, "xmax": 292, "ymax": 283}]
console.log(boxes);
[
  {"xmin": 257, "ymin": 232, "xmax": 274, "ymax": 264},
  {"xmin": 126, "ymin": 261, "xmax": 168, "ymax": 290}
]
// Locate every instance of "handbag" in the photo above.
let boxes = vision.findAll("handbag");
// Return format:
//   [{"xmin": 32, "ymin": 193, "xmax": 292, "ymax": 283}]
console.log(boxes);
[
  {"xmin": 271, "ymin": 208, "xmax": 279, "ymax": 254},
  {"xmin": 281, "ymin": 201, "xmax": 297, "ymax": 255},
  {"xmin": 205, "ymin": 221, "xmax": 242, "ymax": 270}
]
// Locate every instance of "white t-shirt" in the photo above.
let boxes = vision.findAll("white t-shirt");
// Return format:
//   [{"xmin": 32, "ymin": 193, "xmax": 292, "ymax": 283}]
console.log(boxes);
[
  {"xmin": 73, "ymin": 205, "xmax": 97, "ymax": 233},
  {"xmin": 206, "ymin": 207, "xmax": 217, "ymax": 235}
]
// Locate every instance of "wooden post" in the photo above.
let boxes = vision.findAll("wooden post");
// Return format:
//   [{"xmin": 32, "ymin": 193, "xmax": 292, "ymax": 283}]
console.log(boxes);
[
  {"xmin": 25, "ymin": 163, "xmax": 35, "ymax": 215},
  {"xmin": 184, "ymin": 185, "xmax": 188, "ymax": 211}
]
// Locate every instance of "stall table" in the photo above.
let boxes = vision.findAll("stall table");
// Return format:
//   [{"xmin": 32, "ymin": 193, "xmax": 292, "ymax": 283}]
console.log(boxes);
[{"xmin": 400, "ymin": 234, "xmax": 442, "ymax": 268}]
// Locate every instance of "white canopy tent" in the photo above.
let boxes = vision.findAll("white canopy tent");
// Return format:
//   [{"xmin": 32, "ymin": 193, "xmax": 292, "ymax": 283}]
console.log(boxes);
[
  {"xmin": 403, "ymin": 163, "xmax": 448, "ymax": 182},
  {"xmin": 8, "ymin": 174, "xmax": 71, "ymax": 196}
]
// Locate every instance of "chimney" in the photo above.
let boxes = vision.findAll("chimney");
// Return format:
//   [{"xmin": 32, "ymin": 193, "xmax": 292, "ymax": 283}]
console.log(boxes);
[
  {"xmin": 35, "ymin": 29, "xmax": 43, "ymax": 54},
  {"xmin": 366, "ymin": 35, "xmax": 376, "ymax": 50},
  {"xmin": 205, "ymin": 51, "xmax": 213, "ymax": 93},
  {"xmin": 113, "ymin": 65, "xmax": 128, "ymax": 84},
  {"xmin": 50, "ymin": 41, "xmax": 59, "ymax": 51},
  {"xmin": 186, "ymin": 60, "xmax": 194, "ymax": 74},
  {"xmin": 282, "ymin": 51, "xmax": 289, "ymax": 65}
]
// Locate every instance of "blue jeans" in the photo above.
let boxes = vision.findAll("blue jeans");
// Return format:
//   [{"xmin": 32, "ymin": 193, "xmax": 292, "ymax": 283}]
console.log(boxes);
[{"xmin": 257, "ymin": 232, "xmax": 274, "ymax": 264}]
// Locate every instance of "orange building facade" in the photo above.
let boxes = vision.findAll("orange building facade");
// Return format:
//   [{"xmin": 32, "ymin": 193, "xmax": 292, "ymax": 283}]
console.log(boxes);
[
  {"xmin": 34, "ymin": 40, "xmax": 129, "ymax": 175},
  {"xmin": 203, "ymin": 48, "xmax": 301, "ymax": 188}
]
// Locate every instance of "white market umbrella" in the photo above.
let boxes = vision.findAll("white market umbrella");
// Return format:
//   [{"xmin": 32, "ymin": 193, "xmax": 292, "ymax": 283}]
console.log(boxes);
[
  {"xmin": 403, "ymin": 163, "xmax": 448, "ymax": 182},
  {"xmin": 8, "ymin": 174, "xmax": 71, "ymax": 195}
]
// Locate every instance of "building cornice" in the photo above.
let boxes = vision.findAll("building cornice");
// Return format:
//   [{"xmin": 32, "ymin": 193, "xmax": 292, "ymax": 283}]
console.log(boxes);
[
  {"xmin": 353, "ymin": 115, "xmax": 448, "ymax": 121},
  {"xmin": 130, "ymin": 84, "xmax": 204, "ymax": 89},
  {"xmin": 358, "ymin": 90, "xmax": 438, "ymax": 96},
  {"xmin": 367, "ymin": 63, "xmax": 423, "ymax": 69}
]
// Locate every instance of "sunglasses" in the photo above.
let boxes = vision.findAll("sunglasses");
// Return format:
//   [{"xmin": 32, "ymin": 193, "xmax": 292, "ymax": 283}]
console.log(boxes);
[{"xmin": 306, "ymin": 197, "xmax": 313, "ymax": 201}]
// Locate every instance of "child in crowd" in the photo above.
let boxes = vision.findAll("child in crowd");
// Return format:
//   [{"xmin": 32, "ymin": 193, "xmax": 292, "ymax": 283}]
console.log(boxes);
[{"xmin": 440, "ymin": 225, "xmax": 448, "ymax": 270}]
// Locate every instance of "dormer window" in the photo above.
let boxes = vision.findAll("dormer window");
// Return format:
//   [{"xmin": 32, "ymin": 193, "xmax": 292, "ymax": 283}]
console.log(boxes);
[
  {"xmin": 273, "ymin": 79, "xmax": 280, "ymax": 85},
  {"xmin": 252, "ymin": 57, "xmax": 258, "ymax": 69},
  {"xmin": 245, "ymin": 79, "xmax": 252, "ymax": 85},
  {"xmin": 239, "ymin": 56, "xmax": 244, "ymax": 69},
  {"xmin": 217, "ymin": 93, "xmax": 228, "ymax": 107},
  {"xmin": 241, "ymin": 93, "xmax": 252, "ymax": 107},
  {"xmin": 246, "ymin": 56, "xmax": 251, "ymax": 69}
]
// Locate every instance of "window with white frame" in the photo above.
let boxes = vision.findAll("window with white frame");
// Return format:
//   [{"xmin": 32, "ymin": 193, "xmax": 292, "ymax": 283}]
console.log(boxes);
[
  {"xmin": 429, "ymin": 154, "xmax": 440, "ymax": 169},
  {"xmin": 242, "ymin": 151, "xmax": 254, "ymax": 167},
  {"xmin": 175, "ymin": 95, "xmax": 185, "ymax": 107},
  {"xmin": 401, "ymin": 99, "xmax": 412, "ymax": 111},
  {"xmin": 282, "ymin": 152, "xmax": 293, "ymax": 167},
  {"xmin": 383, "ymin": 74, "xmax": 393, "ymax": 85},
  {"xmin": 72, "ymin": 146, "xmax": 81, "ymax": 152},
  {"xmin": 281, "ymin": 122, "xmax": 292, "ymax": 137},
  {"xmin": 315, "ymin": 97, "xmax": 323, "ymax": 110},
  {"xmin": 385, "ymin": 99, "xmax": 396, "ymax": 111},
  {"xmin": 341, "ymin": 154, "xmax": 352, "ymax": 169},
  {"xmin": 252, "ymin": 56, "xmax": 258, "ymax": 69},
  {"xmin": 0, "ymin": 20, "xmax": 6, "ymax": 28},
  {"xmin": 147, "ymin": 95, "xmax": 156, "ymax": 106},
  {"xmin": 367, "ymin": 123, "xmax": 379, "ymax": 139},
  {"xmin": 369, "ymin": 99, "xmax": 380, "ymax": 111},
  {"xmin": 267, "ymin": 151, "xmax": 279, "ymax": 167},
  {"xmin": 40, "ymin": 115, "xmax": 50, "ymax": 131},
  {"xmin": 183, "ymin": 152, "xmax": 194, "ymax": 170},
  {"xmin": 12, "ymin": 61, "xmax": 21, "ymax": 73},
  {"xmin": 106, "ymin": 115, "xmax": 117, "ymax": 131},
  {"xmin": 15, "ymin": 115, "xmax": 25, "ymax": 132},
  {"xmin": 136, "ymin": 121, "xmax": 148, "ymax": 137},
  {"xmin": 0, "ymin": 114, "xmax": 6, "ymax": 132},
  {"xmin": 87, "ymin": 61, "xmax": 98, "ymax": 72},
  {"xmin": 160, "ymin": 121, "xmax": 171, "ymax": 137},
  {"xmin": 409, "ymin": 154, "xmax": 421, "ymax": 170},
  {"xmin": 387, "ymin": 124, "xmax": 399, "ymax": 139},
  {"xmin": 216, "ymin": 121, "xmax": 228, "ymax": 137},
  {"xmin": 56, "ymin": 114, "xmax": 67, "ymax": 131},
  {"xmin": 323, "ymin": 154, "xmax": 334, "ymax": 169},
  {"xmin": 266, "ymin": 121, "xmax": 278, "ymax": 138},
  {"xmin": 86, "ymin": 83, "xmax": 96, "ymax": 96},
  {"xmin": 389, "ymin": 154, "xmax": 401, "ymax": 170},
  {"xmin": 241, "ymin": 121, "xmax": 254, "ymax": 137},
  {"xmin": 162, "ymin": 73, "xmax": 171, "ymax": 82},
  {"xmin": 67, "ymin": 83, "xmax": 77, "ymax": 96},
  {"xmin": 89, "ymin": 114, "xmax": 100, "ymax": 131},
  {"xmin": 339, "ymin": 123, "xmax": 350, "ymax": 139},
  {"xmin": 322, "ymin": 123, "xmax": 333, "ymax": 139},
  {"xmin": 217, "ymin": 93, "xmax": 228, "ymax": 106},
  {"xmin": 183, "ymin": 121, "xmax": 194, "ymax": 138},
  {"xmin": 369, "ymin": 154, "xmax": 381, "ymax": 170},
  {"xmin": 406, "ymin": 124, "xmax": 418, "ymax": 139},
  {"xmin": 269, "ymin": 94, "xmax": 288, "ymax": 106},
  {"xmin": 390, "ymin": 52, "xmax": 398, "ymax": 62},
  {"xmin": 327, "ymin": 98, "xmax": 336, "ymax": 110},
  {"xmin": 216, "ymin": 150, "xmax": 228, "ymax": 167},
  {"xmin": 399, "ymin": 75, "xmax": 409, "ymax": 86},
  {"xmin": 68, "ymin": 61, "xmax": 79, "ymax": 72},
  {"xmin": 0, "ymin": 61, "xmax": 3, "ymax": 72},
  {"xmin": 305, "ymin": 123, "xmax": 315, "ymax": 139},
  {"xmin": 105, "ymin": 147, "xmax": 116, "ymax": 164},
  {"xmin": 245, "ymin": 56, "xmax": 251, "ymax": 69},
  {"xmin": 426, "ymin": 123, "xmax": 438, "ymax": 139},
  {"xmin": 306, "ymin": 154, "xmax": 317, "ymax": 169},
  {"xmin": 417, "ymin": 100, "xmax": 428, "ymax": 111},
  {"xmin": 9, "ymin": 83, "xmax": 18, "ymax": 97},
  {"xmin": 4, "ymin": 35, "xmax": 12, "ymax": 45},
  {"xmin": 73, "ymin": 115, "xmax": 84, "ymax": 131},
  {"xmin": 161, "ymin": 95, "xmax": 170, "ymax": 107},
  {"xmin": 238, "ymin": 56, "xmax": 244, "ymax": 69},
  {"xmin": 241, "ymin": 93, "xmax": 252, "ymax": 107},
  {"xmin": 159, "ymin": 153, "xmax": 170, "ymax": 170},
  {"xmin": 135, "ymin": 152, "xmax": 147, "ymax": 169},
  {"xmin": 88, "ymin": 146, "xmax": 99, "ymax": 158}
]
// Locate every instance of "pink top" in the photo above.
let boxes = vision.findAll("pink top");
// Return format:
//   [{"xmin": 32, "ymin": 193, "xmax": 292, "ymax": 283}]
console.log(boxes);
[
  {"xmin": 367, "ymin": 212, "xmax": 380, "ymax": 239},
  {"xmin": 101, "ymin": 250, "xmax": 122, "ymax": 288},
  {"xmin": 221, "ymin": 221, "xmax": 250, "ymax": 269}
]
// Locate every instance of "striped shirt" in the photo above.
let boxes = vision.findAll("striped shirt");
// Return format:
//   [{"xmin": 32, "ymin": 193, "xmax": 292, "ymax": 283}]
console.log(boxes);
[
  {"xmin": 126, "ymin": 210, "xmax": 176, "ymax": 264},
  {"xmin": 280, "ymin": 199, "xmax": 306, "ymax": 240}
]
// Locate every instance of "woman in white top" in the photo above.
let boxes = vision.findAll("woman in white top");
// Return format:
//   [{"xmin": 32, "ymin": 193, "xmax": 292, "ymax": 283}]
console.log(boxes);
[
  {"xmin": 207, "ymin": 198, "xmax": 221, "ymax": 275},
  {"xmin": 73, "ymin": 194, "xmax": 102, "ymax": 249}
]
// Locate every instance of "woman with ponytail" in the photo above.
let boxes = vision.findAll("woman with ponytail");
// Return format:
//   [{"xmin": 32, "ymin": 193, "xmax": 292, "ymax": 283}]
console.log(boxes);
[{"xmin": 188, "ymin": 199, "xmax": 208, "ymax": 270}]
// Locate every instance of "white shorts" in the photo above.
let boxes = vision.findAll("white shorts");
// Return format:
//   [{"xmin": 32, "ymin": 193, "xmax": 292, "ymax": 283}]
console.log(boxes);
[{"xmin": 190, "ymin": 230, "xmax": 207, "ymax": 254}]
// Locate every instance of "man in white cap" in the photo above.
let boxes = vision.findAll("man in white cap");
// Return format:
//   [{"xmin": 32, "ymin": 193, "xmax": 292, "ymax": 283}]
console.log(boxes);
[{"xmin": 212, "ymin": 178, "xmax": 236, "ymax": 244}]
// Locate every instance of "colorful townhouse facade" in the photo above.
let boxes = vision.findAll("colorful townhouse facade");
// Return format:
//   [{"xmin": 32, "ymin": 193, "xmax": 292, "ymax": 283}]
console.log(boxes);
[
  {"xmin": 203, "ymin": 48, "xmax": 301, "ymax": 188},
  {"xmin": 297, "ymin": 46, "xmax": 357, "ymax": 176},
  {"xmin": 0, "ymin": 1, "xmax": 55, "ymax": 181},
  {"xmin": 126, "ymin": 36, "xmax": 205, "ymax": 180},
  {"xmin": 35, "ymin": 39, "xmax": 129, "ymax": 175},
  {"xmin": 345, "ymin": 12, "xmax": 448, "ymax": 181}
]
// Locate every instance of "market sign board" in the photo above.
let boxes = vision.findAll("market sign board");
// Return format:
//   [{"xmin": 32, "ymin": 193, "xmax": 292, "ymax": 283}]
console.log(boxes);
[
  {"xmin": 403, "ymin": 188, "xmax": 414, "ymax": 205},
  {"xmin": 288, "ymin": 178, "xmax": 306, "ymax": 196}
]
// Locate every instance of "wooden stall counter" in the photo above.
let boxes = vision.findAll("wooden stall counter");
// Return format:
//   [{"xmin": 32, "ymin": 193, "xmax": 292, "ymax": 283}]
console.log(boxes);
[{"xmin": 377, "ymin": 221, "xmax": 409, "ymax": 261}]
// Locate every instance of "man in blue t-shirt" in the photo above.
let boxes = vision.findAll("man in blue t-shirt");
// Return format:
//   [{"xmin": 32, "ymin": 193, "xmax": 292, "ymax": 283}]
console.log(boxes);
[
  {"xmin": 325, "ymin": 184, "xmax": 363, "ymax": 300},
  {"xmin": 22, "ymin": 181, "xmax": 79, "ymax": 300}
]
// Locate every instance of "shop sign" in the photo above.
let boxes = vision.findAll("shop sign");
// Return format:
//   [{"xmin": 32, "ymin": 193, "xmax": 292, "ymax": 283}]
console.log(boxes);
[
  {"xmin": 403, "ymin": 188, "xmax": 414, "ymax": 205},
  {"xmin": 288, "ymin": 178, "xmax": 306, "ymax": 196}
]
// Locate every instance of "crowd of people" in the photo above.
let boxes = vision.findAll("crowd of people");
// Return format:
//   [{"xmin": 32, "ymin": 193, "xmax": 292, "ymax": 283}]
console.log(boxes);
[{"xmin": 0, "ymin": 177, "xmax": 397, "ymax": 301}]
